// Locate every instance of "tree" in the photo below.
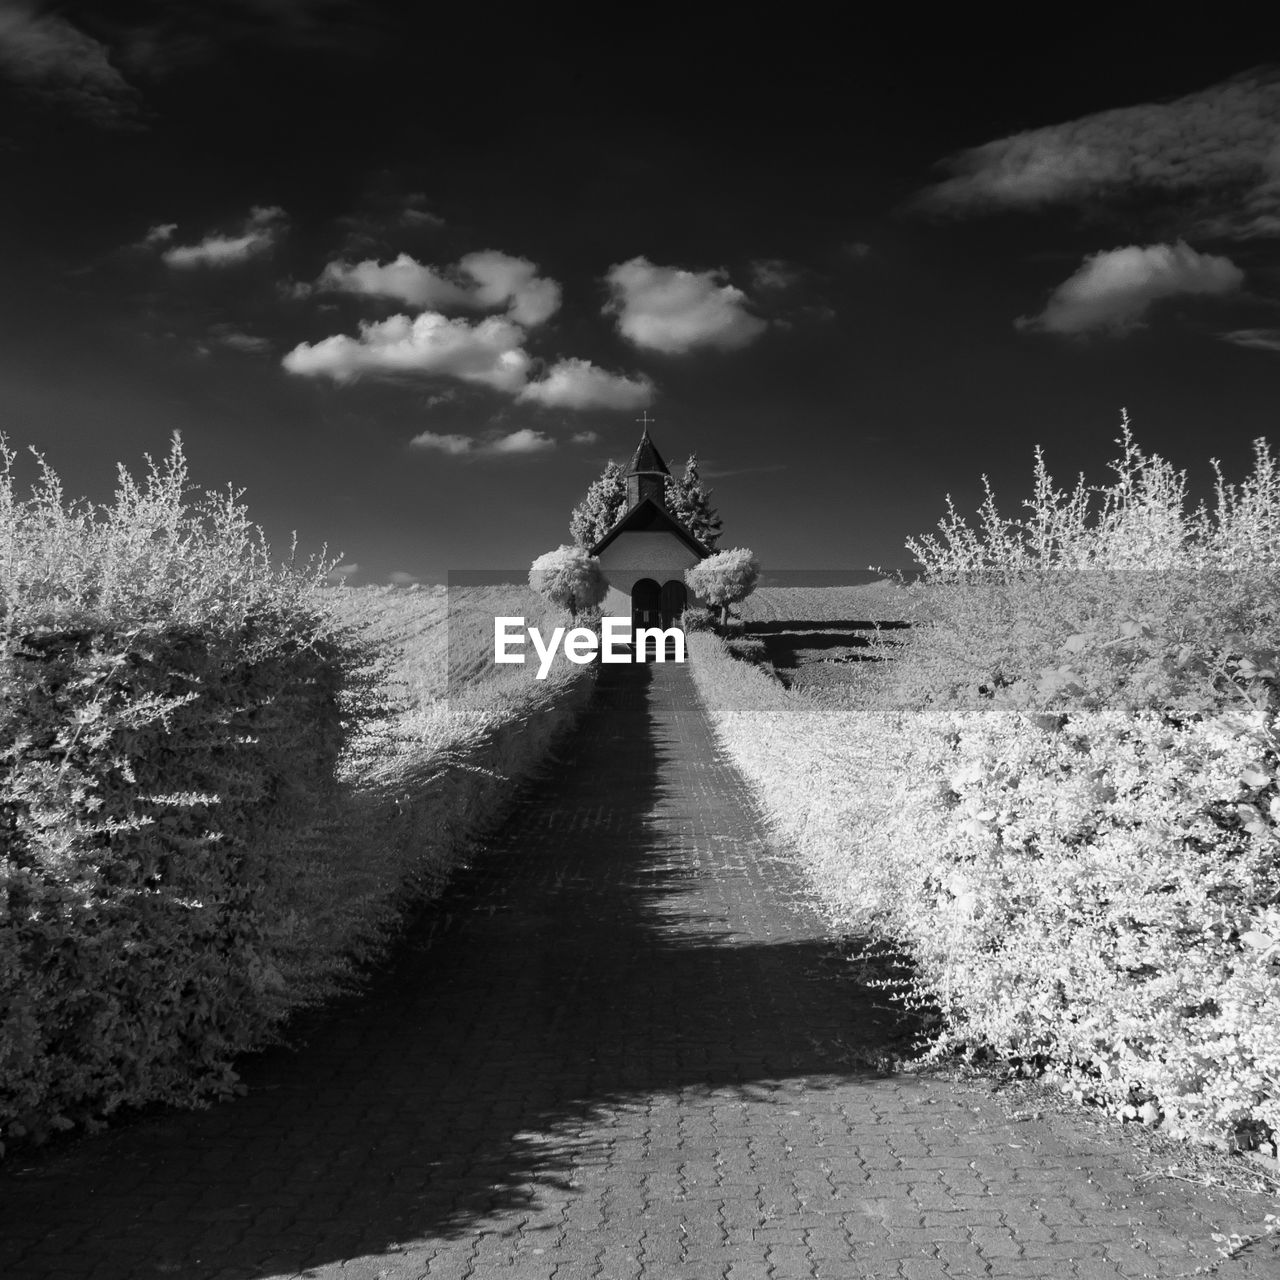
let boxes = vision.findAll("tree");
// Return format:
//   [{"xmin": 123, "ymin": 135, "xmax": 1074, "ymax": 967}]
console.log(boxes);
[
  {"xmin": 685, "ymin": 547, "xmax": 760, "ymax": 625},
  {"xmin": 569, "ymin": 459, "xmax": 628, "ymax": 549},
  {"xmin": 665, "ymin": 454, "xmax": 722, "ymax": 549},
  {"xmin": 529, "ymin": 545, "xmax": 608, "ymax": 621}
]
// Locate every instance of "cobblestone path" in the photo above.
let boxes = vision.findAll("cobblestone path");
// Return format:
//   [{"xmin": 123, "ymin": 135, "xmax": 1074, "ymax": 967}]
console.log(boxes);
[{"xmin": 2, "ymin": 660, "xmax": 1276, "ymax": 1280}]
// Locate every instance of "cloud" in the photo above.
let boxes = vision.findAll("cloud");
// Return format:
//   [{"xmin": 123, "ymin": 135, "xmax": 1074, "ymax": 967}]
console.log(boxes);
[
  {"xmin": 0, "ymin": 3, "xmax": 140, "ymax": 126},
  {"xmin": 400, "ymin": 191, "xmax": 443, "ymax": 229},
  {"xmin": 517, "ymin": 358, "xmax": 654, "ymax": 410},
  {"xmin": 409, "ymin": 428, "xmax": 555, "ymax": 457},
  {"xmin": 331, "ymin": 180, "xmax": 444, "ymax": 255},
  {"xmin": 206, "ymin": 325, "xmax": 271, "ymax": 355},
  {"xmin": 283, "ymin": 311, "xmax": 531, "ymax": 389},
  {"xmin": 162, "ymin": 206, "xmax": 286, "ymax": 268},
  {"xmin": 485, "ymin": 428, "xmax": 555, "ymax": 455},
  {"xmin": 388, "ymin": 570, "xmax": 419, "ymax": 585},
  {"xmin": 571, "ymin": 431, "xmax": 599, "ymax": 445},
  {"xmin": 842, "ymin": 241, "xmax": 872, "ymax": 260},
  {"xmin": 407, "ymin": 431, "xmax": 473, "ymax": 455},
  {"xmin": 318, "ymin": 253, "xmax": 466, "ymax": 308},
  {"xmin": 108, "ymin": 1, "xmax": 380, "ymax": 78},
  {"xmin": 462, "ymin": 251, "xmax": 560, "ymax": 326},
  {"xmin": 750, "ymin": 258, "xmax": 801, "ymax": 291},
  {"xmin": 1220, "ymin": 328, "xmax": 1280, "ymax": 352},
  {"xmin": 914, "ymin": 68, "xmax": 1280, "ymax": 240},
  {"xmin": 318, "ymin": 249, "xmax": 560, "ymax": 325},
  {"xmin": 1018, "ymin": 241, "xmax": 1244, "ymax": 336},
  {"xmin": 326, "ymin": 562, "xmax": 359, "ymax": 583},
  {"xmin": 604, "ymin": 257, "xmax": 768, "ymax": 353},
  {"xmin": 401, "ymin": 207, "xmax": 445, "ymax": 230},
  {"xmin": 143, "ymin": 222, "xmax": 177, "ymax": 245}
]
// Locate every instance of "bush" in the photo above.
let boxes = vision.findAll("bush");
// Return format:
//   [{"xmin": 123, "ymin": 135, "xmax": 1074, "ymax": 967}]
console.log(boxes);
[
  {"xmin": 0, "ymin": 444, "xmax": 602, "ymax": 1154},
  {"xmin": 528, "ymin": 545, "xmax": 608, "ymax": 621},
  {"xmin": 725, "ymin": 635, "xmax": 768, "ymax": 665},
  {"xmin": 690, "ymin": 418, "xmax": 1280, "ymax": 1151},
  {"xmin": 0, "ymin": 437, "xmax": 379, "ymax": 1149},
  {"xmin": 686, "ymin": 548, "xmax": 760, "ymax": 625},
  {"xmin": 681, "ymin": 605, "xmax": 716, "ymax": 633},
  {"xmin": 876, "ymin": 419, "xmax": 1280, "ymax": 1145}
]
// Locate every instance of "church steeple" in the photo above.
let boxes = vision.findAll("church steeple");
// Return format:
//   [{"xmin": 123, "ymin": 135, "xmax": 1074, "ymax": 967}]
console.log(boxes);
[{"xmin": 627, "ymin": 413, "xmax": 670, "ymax": 508}]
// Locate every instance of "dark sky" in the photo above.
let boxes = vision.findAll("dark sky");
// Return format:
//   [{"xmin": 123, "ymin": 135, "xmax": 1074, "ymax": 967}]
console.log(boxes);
[{"xmin": 3, "ymin": 5, "xmax": 1279, "ymax": 582}]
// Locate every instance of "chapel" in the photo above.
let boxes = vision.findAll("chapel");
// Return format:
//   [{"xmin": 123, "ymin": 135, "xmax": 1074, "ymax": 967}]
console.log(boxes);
[{"xmin": 590, "ymin": 424, "xmax": 712, "ymax": 631}]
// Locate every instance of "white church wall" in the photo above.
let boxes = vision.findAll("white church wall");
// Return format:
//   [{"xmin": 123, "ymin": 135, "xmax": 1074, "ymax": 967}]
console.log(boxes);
[{"xmin": 597, "ymin": 532, "xmax": 701, "ymax": 598}]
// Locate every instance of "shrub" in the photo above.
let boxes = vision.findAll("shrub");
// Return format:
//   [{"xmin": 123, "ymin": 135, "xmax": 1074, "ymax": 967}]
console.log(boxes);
[
  {"xmin": 0, "ymin": 444, "xmax": 601, "ymax": 1153},
  {"xmin": 725, "ymin": 635, "xmax": 768, "ymax": 665},
  {"xmin": 690, "ymin": 418, "xmax": 1280, "ymax": 1151},
  {"xmin": 0, "ymin": 434, "xmax": 331, "ymax": 632},
  {"xmin": 686, "ymin": 548, "xmax": 760, "ymax": 625},
  {"xmin": 875, "ymin": 418, "xmax": 1280, "ymax": 1144},
  {"xmin": 528, "ymin": 545, "xmax": 608, "ymax": 621},
  {"xmin": 681, "ymin": 606, "xmax": 716, "ymax": 633}
]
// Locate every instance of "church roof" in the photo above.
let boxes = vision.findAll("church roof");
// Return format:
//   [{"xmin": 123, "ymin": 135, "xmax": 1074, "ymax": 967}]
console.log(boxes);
[
  {"xmin": 590, "ymin": 495, "xmax": 711, "ymax": 560},
  {"xmin": 628, "ymin": 429, "xmax": 669, "ymax": 476}
]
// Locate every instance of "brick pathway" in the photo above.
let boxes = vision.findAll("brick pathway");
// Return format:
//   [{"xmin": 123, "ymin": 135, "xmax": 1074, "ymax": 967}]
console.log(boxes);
[{"xmin": 2, "ymin": 659, "xmax": 1276, "ymax": 1280}]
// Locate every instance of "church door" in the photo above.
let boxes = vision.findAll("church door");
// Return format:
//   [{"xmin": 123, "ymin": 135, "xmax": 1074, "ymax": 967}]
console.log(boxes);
[
  {"xmin": 659, "ymin": 580, "xmax": 688, "ymax": 628},
  {"xmin": 631, "ymin": 579, "xmax": 661, "ymax": 632}
]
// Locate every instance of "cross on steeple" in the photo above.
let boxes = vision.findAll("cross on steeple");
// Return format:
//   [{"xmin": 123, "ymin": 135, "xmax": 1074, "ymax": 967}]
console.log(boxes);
[{"xmin": 627, "ymin": 417, "xmax": 669, "ymax": 508}]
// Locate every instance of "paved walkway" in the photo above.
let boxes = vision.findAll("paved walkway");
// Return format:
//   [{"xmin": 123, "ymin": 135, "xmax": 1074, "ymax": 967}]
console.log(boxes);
[{"xmin": 2, "ymin": 660, "xmax": 1276, "ymax": 1280}]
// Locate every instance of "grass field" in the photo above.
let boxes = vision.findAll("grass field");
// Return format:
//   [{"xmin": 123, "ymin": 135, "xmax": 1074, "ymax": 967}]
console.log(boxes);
[
  {"xmin": 728, "ymin": 582, "xmax": 912, "ymax": 700},
  {"xmin": 736, "ymin": 580, "xmax": 910, "ymax": 623},
  {"xmin": 319, "ymin": 581, "xmax": 575, "ymax": 744}
]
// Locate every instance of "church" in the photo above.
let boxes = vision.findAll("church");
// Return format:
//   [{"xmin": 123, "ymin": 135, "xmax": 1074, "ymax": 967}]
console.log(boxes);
[{"xmin": 590, "ymin": 426, "xmax": 713, "ymax": 631}]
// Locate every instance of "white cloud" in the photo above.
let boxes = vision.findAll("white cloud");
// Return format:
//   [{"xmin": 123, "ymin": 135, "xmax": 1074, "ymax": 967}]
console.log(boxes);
[
  {"xmin": 571, "ymin": 431, "xmax": 599, "ymax": 445},
  {"xmin": 408, "ymin": 431, "xmax": 474, "ymax": 455},
  {"xmin": 317, "ymin": 249, "xmax": 561, "ymax": 325},
  {"xmin": 283, "ymin": 311, "xmax": 531, "ymax": 389},
  {"xmin": 409, "ymin": 428, "xmax": 555, "ymax": 457},
  {"xmin": 484, "ymin": 429, "xmax": 555, "ymax": 455},
  {"xmin": 162, "ymin": 205, "xmax": 286, "ymax": 268},
  {"xmin": 143, "ymin": 222, "xmax": 177, "ymax": 245},
  {"xmin": 461, "ymin": 250, "xmax": 561, "ymax": 326},
  {"xmin": 914, "ymin": 68, "xmax": 1280, "ymax": 240},
  {"xmin": 317, "ymin": 253, "xmax": 468, "ymax": 308},
  {"xmin": 0, "ymin": 4, "xmax": 139, "ymax": 126},
  {"xmin": 1018, "ymin": 241, "xmax": 1244, "ymax": 336},
  {"xmin": 517, "ymin": 358, "xmax": 654, "ymax": 410},
  {"xmin": 388, "ymin": 570, "xmax": 419, "ymax": 585},
  {"xmin": 326, "ymin": 562, "xmax": 359, "ymax": 583},
  {"xmin": 604, "ymin": 256, "xmax": 767, "ymax": 353},
  {"xmin": 1220, "ymin": 328, "xmax": 1280, "ymax": 353}
]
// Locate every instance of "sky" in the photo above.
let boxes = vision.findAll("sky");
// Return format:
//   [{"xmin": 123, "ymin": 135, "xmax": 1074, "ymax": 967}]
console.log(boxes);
[{"xmin": 3, "ymin": 5, "xmax": 1280, "ymax": 583}]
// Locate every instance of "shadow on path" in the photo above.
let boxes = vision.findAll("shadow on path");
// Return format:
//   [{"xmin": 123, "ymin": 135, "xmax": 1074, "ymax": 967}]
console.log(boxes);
[{"xmin": 1, "ymin": 660, "xmax": 911, "ymax": 1280}]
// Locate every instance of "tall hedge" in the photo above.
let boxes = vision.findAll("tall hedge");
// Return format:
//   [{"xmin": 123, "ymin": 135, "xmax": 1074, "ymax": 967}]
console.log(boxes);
[{"xmin": 0, "ymin": 615, "xmax": 364, "ymax": 1144}]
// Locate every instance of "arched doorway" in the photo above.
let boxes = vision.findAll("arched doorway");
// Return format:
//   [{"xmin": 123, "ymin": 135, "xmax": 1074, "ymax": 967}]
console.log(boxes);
[
  {"xmin": 630, "ymin": 578, "xmax": 660, "ymax": 632},
  {"xmin": 660, "ymin": 580, "xmax": 687, "ymax": 628}
]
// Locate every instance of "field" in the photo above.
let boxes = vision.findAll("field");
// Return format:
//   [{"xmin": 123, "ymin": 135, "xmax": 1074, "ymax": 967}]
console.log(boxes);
[
  {"xmin": 319, "ymin": 581, "xmax": 578, "ymax": 748},
  {"xmin": 736, "ymin": 580, "xmax": 910, "ymax": 623},
  {"xmin": 730, "ymin": 582, "xmax": 912, "ymax": 699}
]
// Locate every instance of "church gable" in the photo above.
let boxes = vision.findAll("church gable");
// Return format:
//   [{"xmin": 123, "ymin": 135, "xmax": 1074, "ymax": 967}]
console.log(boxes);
[{"xmin": 590, "ymin": 496, "xmax": 710, "ymax": 561}]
